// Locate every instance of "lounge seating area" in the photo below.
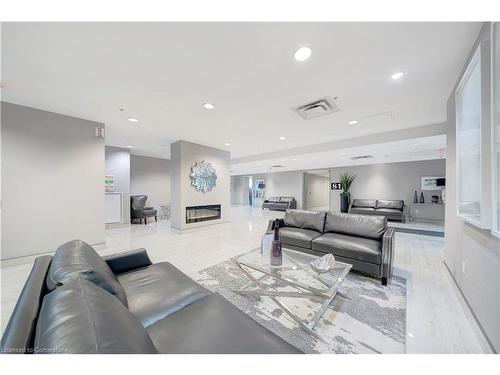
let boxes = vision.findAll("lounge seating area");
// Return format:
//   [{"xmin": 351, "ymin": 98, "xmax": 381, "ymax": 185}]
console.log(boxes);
[
  {"xmin": 267, "ymin": 209, "xmax": 395, "ymax": 285},
  {"xmin": 262, "ymin": 196, "xmax": 297, "ymax": 211},
  {"xmin": 349, "ymin": 199, "xmax": 405, "ymax": 222},
  {"xmin": 0, "ymin": 240, "xmax": 300, "ymax": 354}
]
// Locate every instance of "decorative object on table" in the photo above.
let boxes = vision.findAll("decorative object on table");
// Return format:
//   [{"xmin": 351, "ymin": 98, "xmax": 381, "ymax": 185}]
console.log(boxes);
[
  {"xmin": 413, "ymin": 190, "xmax": 418, "ymax": 203},
  {"xmin": 310, "ymin": 254, "xmax": 336, "ymax": 273},
  {"xmin": 419, "ymin": 192, "xmax": 425, "ymax": 203},
  {"xmin": 431, "ymin": 195, "xmax": 439, "ymax": 204},
  {"xmin": 104, "ymin": 175, "xmax": 115, "ymax": 192},
  {"xmin": 189, "ymin": 161, "xmax": 217, "ymax": 193},
  {"xmin": 261, "ymin": 233, "xmax": 273, "ymax": 255},
  {"xmin": 270, "ymin": 219, "xmax": 282, "ymax": 266},
  {"xmin": 420, "ymin": 176, "xmax": 446, "ymax": 191},
  {"xmin": 338, "ymin": 172, "xmax": 356, "ymax": 213}
]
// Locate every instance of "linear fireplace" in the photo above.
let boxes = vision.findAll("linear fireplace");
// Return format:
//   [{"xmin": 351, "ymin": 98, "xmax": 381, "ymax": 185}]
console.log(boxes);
[{"xmin": 186, "ymin": 204, "xmax": 221, "ymax": 224}]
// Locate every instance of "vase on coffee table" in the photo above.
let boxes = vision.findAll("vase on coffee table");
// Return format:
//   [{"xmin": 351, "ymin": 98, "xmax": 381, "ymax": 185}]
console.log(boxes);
[{"xmin": 270, "ymin": 219, "xmax": 282, "ymax": 266}]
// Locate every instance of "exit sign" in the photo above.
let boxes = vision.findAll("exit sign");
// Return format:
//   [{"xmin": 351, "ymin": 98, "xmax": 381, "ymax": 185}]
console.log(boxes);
[{"xmin": 331, "ymin": 182, "xmax": 342, "ymax": 190}]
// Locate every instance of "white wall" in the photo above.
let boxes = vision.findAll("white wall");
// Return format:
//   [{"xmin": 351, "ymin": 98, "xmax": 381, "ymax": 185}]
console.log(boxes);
[
  {"xmin": 305, "ymin": 173, "xmax": 330, "ymax": 209},
  {"xmin": 170, "ymin": 140, "xmax": 230, "ymax": 230},
  {"xmin": 105, "ymin": 146, "xmax": 130, "ymax": 224},
  {"xmin": 443, "ymin": 23, "xmax": 500, "ymax": 353},
  {"xmin": 130, "ymin": 155, "xmax": 171, "ymax": 212},
  {"xmin": 329, "ymin": 159, "xmax": 446, "ymax": 212},
  {"xmin": 1, "ymin": 102, "xmax": 105, "ymax": 260}
]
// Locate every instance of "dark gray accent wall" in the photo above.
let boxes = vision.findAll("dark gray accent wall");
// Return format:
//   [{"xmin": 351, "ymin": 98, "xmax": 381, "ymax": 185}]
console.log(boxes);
[
  {"xmin": 1, "ymin": 102, "xmax": 105, "ymax": 260},
  {"xmin": 443, "ymin": 23, "xmax": 500, "ymax": 353}
]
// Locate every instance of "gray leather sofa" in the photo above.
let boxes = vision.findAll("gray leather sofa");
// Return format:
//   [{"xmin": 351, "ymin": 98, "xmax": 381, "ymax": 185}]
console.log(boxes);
[
  {"xmin": 349, "ymin": 199, "xmax": 405, "ymax": 222},
  {"xmin": 262, "ymin": 196, "xmax": 297, "ymax": 211},
  {"xmin": 1, "ymin": 240, "xmax": 301, "ymax": 354},
  {"xmin": 267, "ymin": 210, "xmax": 395, "ymax": 285}
]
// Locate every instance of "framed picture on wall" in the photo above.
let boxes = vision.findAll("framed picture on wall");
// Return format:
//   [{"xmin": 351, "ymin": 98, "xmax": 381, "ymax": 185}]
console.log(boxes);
[{"xmin": 420, "ymin": 176, "xmax": 446, "ymax": 191}]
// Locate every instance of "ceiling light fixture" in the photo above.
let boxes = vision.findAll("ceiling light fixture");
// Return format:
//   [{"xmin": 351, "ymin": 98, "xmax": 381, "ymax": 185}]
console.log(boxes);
[
  {"xmin": 224, "ymin": 142, "xmax": 231, "ymax": 146},
  {"xmin": 292, "ymin": 158, "xmax": 298, "ymax": 161},
  {"xmin": 391, "ymin": 72, "xmax": 404, "ymax": 80},
  {"xmin": 127, "ymin": 118, "xmax": 139, "ymax": 123},
  {"xmin": 348, "ymin": 120, "xmax": 358, "ymax": 125},
  {"xmin": 279, "ymin": 136, "xmax": 286, "ymax": 140},
  {"xmin": 203, "ymin": 103, "xmax": 215, "ymax": 110},
  {"xmin": 127, "ymin": 145, "xmax": 133, "ymax": 148},
  {"xmin": 294, "ymin": 47, "xmax": 312, "ymax": 61}
]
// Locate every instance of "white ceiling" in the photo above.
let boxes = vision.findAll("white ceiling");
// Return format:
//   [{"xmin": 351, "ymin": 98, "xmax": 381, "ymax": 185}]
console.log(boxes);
[
  {"xmin": 2, "ymin": 22, "xmax": 479, "ymax": 162},
  {"xmin": 230, "ymin": 135, "xmax": 447, "ymax": 175}
]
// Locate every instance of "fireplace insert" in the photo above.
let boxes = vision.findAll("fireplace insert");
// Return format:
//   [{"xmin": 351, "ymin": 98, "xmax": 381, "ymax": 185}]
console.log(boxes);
[{"xmin": 186, "ymin": 204, "xmax": 221, "ymax": 224}]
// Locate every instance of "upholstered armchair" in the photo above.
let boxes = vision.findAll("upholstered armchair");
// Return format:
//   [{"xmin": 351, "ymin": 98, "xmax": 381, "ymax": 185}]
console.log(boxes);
[{"xmin": 130, "ymin": 195, "xmax": 157, "ymax": 225}]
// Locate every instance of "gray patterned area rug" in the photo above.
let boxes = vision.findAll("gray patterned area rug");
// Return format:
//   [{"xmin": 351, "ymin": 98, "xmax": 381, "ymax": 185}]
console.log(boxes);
[{"xmin": 196, "ymin": 259, "xmax": 406, "ymax": 354}]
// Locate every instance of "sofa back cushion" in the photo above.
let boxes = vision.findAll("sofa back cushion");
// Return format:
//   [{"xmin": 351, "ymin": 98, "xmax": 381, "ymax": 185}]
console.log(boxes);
[
  {"xmin": 46, "ymin": 240, "xmax": 128, "ymax": 306},
  {"xmin": 283, "ymin": 209, "xmax": 326, "ymax": 233},
  {"xmin": 376, "ymin": 200, "xmax": 404, "ymax": 210},
  {"xmin": 352, "ymin": 199, "xmax": 377, "ymax": 208},
  {"xmin": 35, "ymin": 278, "xmax": 157, "ymax": 354},
  {"xmin": 324, "ymin": 211, "xmax": 387, "ymax": 240},
  {"xmin": 268, "ymin": 197, "xmax": 280, "ymax": 202},
  {"xmin": 279, "ymin": 197, "xmax": 294, "ymax": 203}
]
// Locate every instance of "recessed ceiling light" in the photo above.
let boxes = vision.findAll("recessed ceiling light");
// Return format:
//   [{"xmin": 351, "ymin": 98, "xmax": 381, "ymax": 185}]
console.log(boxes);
[
  {"xmin": 127, "ymin": 118, "xmax": 139, "ymax": 123},
  {"xmin": 203, "ymin": 103, "xmax": 215, "ymax": 110},
  {"xmin": 348, "ymin": 120, "xmax": 358, "ymax": 125},
  {"xmin": 292, "ymin": 158, "xmax": 298, "ymax": 161},
  {"xmin": 279, "ymin": 136, "xmax": 286, "ymax": 140},
  {"xmin": 294, "ymin": 47, "xmax": 312, "ymax": 61},
  {"xmin": 127, "ymin": 145, "xmax": 133, "ymax": 148},
  {"xmin": 391, "ymin": 72, "xmax": 404, "ymax": 80},
  {"xmin": 340, "ymin": 152, "xmax": 345, "ymax": 155},
  {"xmin": 224, "ymin": 142, "xmax": 231, "ymax": 146}
]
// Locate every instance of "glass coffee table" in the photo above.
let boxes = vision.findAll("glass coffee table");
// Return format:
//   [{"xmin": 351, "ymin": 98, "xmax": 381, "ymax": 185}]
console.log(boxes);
[{"xmin": 232, "ymin": 247, "xmax": 352, "ymax": 339}]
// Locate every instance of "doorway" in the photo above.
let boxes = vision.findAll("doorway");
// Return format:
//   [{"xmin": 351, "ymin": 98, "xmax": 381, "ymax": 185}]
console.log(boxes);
[{"xmin": 305, "ymin": 170, "xmax": 330, "ymax": 211}]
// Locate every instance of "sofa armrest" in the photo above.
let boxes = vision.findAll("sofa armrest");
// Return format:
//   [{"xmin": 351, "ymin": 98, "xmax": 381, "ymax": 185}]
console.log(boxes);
[
  {"xmin": 103, "ymin": 248, "xmax": 152, "ymax": 275},
  {"xmin": 265, "ymin": 219, "xmax": 285, "ymax": 234},
  {"xmin": 381, "ymin": 227, "xmax": 395, "ymax": 281}
]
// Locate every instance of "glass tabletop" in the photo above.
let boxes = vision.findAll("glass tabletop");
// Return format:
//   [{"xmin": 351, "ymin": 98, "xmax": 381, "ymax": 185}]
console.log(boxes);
[{"xmin": 233, "ymin": 247, "xmax": 352, "ymax": 297}]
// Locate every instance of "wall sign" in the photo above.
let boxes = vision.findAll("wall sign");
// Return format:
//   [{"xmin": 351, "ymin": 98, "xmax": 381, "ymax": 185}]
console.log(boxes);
[
  {"xmin": 331, "ymin": 182, "xmax": 342, "ymax": 190},
  {"xmin": 104, "ymin": 175, "xmax": 115, "ymax": 192}
]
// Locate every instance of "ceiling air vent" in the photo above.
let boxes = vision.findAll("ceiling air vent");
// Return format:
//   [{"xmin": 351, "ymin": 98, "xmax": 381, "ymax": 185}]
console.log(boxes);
[
  {"xmin": 270, "ymin": 165, "xmax": 284, "ymax": 169},
  {"xmin": 292, "ymin": 96, "xmax": 340, "ymax": 120},
  {"xmin": 350, "ymin": 155, "xmax": 373, "ymax": 161}
]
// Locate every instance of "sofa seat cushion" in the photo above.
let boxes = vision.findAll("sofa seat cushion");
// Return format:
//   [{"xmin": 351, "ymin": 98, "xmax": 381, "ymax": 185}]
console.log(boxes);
[
  {"xmin": 118, "ymin": 262, "xmax": 210, "ymax": 328},
  {"xmin": 352, "ymin": 199, "xmax": 377, "ymax": 208},
  {"xmin": 280, "ymin": 227, "xmax": 321, "ymax": 249},
  {"xmin": 324, "ymin": 211, "xmax": 387, "ymax": 240},
  {"xmin": 283, "ymin": 209, "xmax": 326, "ymax": 232},
  {"xmin": 35, "ymin": 278, "xmax": 157, "ymax": 354},
  {"xmin": 375, "ymin": 208, "xmax": 402, "ymax": 214},
  {"xmin": 350, "ymin": 207, "xmax": 376, "ymax": 213},
  {"xmin": 141, "ymin": 209, "xmax": 157, "ymax": 215},
  {"xmin": 146, "ymin": 293, "xmax": 301, "ymax": 354},
  {"xmin": 312, "ymin": 233, "xmax": 381, "ymax": 264},
  {"xmin": 46, "ymin": 239, "xmax": 128, "ymax": 306},
  {"xmin": 376, "ymin": 200, "xmax": 404, "ymax": 210}
]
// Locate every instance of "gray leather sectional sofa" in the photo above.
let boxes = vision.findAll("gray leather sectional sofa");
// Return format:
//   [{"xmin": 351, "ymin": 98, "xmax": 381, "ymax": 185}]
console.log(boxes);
[
  {"xmin": 267, "ymin": 209, "xmax": 395, "ymax": 285},
  {"xmin": 349, "ymin": 199, "xmax": 405, "ymax": 222},
  {"xmin": 262, "ymin": 196, "xmax": 297, "ymax": 211},
  {"xmin": 1, "ymin": 240, "xmax": 301, "ymax": 354}
]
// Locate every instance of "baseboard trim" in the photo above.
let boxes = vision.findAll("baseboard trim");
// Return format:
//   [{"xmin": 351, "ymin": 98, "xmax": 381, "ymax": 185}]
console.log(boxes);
[{"xmin": 443, "ymin": 261, "xmax": 497, "ymax": 353}]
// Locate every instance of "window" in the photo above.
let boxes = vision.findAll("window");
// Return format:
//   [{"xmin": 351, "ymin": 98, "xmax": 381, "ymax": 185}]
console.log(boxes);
[
  {"xmin": 456, "ymin": 47, "xmax": 484, "ymax": 227},
  {"xmin": 492, "ymin": 23, "xmax": 500, "ymax": 237}
]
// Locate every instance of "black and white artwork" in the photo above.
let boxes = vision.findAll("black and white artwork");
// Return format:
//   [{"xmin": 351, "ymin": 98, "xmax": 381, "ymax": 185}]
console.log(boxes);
[{"xmin": 420, "ymin": 176, "xmax": 445, "ymax": 191}]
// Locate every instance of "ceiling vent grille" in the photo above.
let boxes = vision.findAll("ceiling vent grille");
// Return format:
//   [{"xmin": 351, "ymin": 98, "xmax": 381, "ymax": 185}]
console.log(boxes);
[
  {"xmin": 350, "ymin": 155, "xmax": 373, "ymax": 160},
  {"xmin": 292, "ymin": 96, "xmax": 340, "ymax": 120}
]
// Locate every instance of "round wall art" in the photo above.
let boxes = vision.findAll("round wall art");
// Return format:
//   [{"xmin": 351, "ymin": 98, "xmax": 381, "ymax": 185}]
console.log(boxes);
[{"xmin": 190, "ymin": 161, "xmax": 217, "ymax": 193}]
